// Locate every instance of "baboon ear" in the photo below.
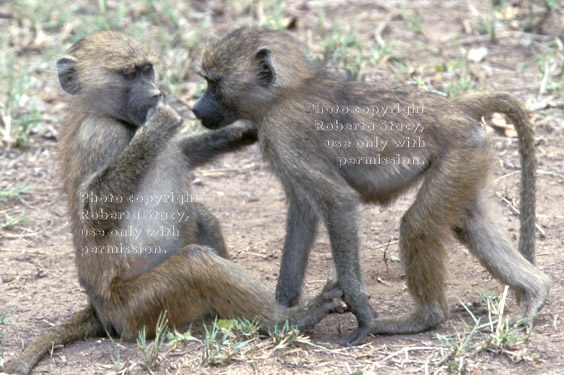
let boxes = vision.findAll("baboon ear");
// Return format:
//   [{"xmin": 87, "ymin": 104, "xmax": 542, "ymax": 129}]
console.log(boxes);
[
  {"xmin": 57, "ymin": 57, "xmax": 80, "ymax": 95},
  {"xmin": 255, "ymin": 48, "xmax": 276, "ymax": 86}
]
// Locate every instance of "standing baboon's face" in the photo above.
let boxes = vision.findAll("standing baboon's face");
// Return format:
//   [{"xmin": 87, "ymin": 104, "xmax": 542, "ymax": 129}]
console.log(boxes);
[
  {"xmin": 192, "ymin": 46, "xmax": 280, "ymax": 130},
  {"xmin": 56, "ymin": 31, "xmax": 162, "ymax": 127},
  {"xmin": 191, "ymin": 76, "xmax": 238, "ymax": 129},
  {"xmin": 192, "ymin": 27, "xmax": 316, "ymax": 130}
]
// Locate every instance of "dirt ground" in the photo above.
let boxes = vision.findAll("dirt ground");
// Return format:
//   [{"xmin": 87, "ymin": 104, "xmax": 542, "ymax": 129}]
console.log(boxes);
[{"xmin": 1, "ymin": 1, "xmax": 564, "ymax": 374}]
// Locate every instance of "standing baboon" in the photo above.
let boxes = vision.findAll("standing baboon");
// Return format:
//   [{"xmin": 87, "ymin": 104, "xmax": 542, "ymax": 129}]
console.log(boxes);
[
  {"xmin": 4, "ymin": 31, "xmax": 342, "ymax": 375},
  {"xmin": 192, "ymin": 27, "xmax": 550, "ymax": 345}
]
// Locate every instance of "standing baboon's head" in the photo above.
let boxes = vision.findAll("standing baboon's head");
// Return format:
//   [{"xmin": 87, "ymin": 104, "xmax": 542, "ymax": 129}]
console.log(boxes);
[
  {"xmin": 57, "ymin": 31, "xmax": 161, "ymax": 127},
  {"xmin": 192, "ymin": 27, "xmax": 314, "ymax": 129}
]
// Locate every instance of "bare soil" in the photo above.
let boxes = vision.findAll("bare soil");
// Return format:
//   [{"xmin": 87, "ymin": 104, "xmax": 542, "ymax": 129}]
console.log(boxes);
[{"xmin": 1, "ymin": 1, "xmax": 564, "ymax": 374}]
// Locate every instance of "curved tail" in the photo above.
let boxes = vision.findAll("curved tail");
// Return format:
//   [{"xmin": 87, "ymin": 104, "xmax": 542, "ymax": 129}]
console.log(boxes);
[
  {"xmin": 453, "ymin": 92, "xmax": 536, "ymax": 263},
  {"xmin": 4, "ymin": 304, "xmax": 103, "ymax": 375}
]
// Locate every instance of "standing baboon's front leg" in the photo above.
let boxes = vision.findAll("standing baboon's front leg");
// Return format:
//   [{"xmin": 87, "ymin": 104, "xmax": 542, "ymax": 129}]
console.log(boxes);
[
  {"xmin": 276, "ymin": 196, "xmax": 319, "ymax": 307},
  {"xmin": 324, "ymin": 200, "xmax": 375, "ymax": 345}
]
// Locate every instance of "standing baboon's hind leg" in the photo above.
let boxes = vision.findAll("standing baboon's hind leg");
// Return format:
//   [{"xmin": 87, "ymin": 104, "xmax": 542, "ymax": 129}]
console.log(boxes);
[
  {"xmin": 372, "ymin": 151, "xmax": 486, "ymax": 335},
  {"xmin": 372, "ymin": 193, "xmax": 450, "ymax": 334},
  {"xmin": 454, "ymin": 194, "xmax": 550, "ymax": 324}
]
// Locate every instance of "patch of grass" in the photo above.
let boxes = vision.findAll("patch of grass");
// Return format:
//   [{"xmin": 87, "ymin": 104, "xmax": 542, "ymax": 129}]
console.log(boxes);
[
  {"xmin": 318, "ymin": 24, "xmax": 365, "ymax": 79},
  {"xmin": 434, "ymin": 56, "xmax": 481, "ymax": 97},
  {"xmin": 0, "ymin": 313, "xmax": 12, "ymax": 326},
  {"xmin": 445, "ymin": 72, "xmax": 480, "ymax": 97},
  {"xmin": 269, "ymin": 320, "xmax": 320, "ymax": 349},
  {"xmin": 1, "ymin": 212, "xmax": 28, "ymax": 230},
  {"xmin": 106, "ymin": 331, "xmax": 125, "ymax": 372},
  {"xmin": 202, "ymin": 317, "xmax": 259, "ymax": 365},
  {"xmin": 200, "ymin": 317, "xmax": 325, "ymax": 366},
  {"xmin": 0, "ymin": 185, "xmax": 33, "ymax": 204},
  {"xmin": 0, "ymin": 48, "xmax": 39, "ymax": 147},
  {"xmin": 522, "ymin": 0, "xmax": 562, "ymax": 32},
  {"xmin": 368, "ymin": 42, "xmax": 405, "ymax": 72},
  {"xmin": 438, "ymin": 287, "xmax": 539, "ymax": 373},
  {"xmin": 166, "ymin": 327, "xmax": 199, "ymax": 349},
  {"xmin": 148, "ymin": 0, "xmax": 185, "ymax": 31},
  {"xmin": 317, "ymin": 21, "xmax": 404, "ymax": 80},
  {"xmin": 228, "ymin": 0, "xmax": 286, "ymax": 29},
  {"xmin": 137, "ymin": 311, "xmax": 169, "ymax": 369},
  {"xmin": 159, "ymin": 21, "xmax": 211, "ymax": 97},
  {"xmin": 0, "ymin": 313, "xmax": 12, "ymax": 370},
  {"xmin": 437, "ymin": 302, "xmax": 483, "ymax": 373},
  {"xmin": 476, "ymin": 0, "xmax": 509, "ymax": 42},
  {"xmin": 0, "ymin": 185, "xmax": 31, "ymax": 231},
  {"xmin": 533, "ymin": 38, "xmax": 564, "ymax": 95},
  {"xmin": 7, "ymin": 0, "xmax": 73, "ymax": 32},
  {"xmin": 477, "ymin": 288, "xmax": 535, "ymax": 358},
  {"xmin": 401, "ymin": 8, "xmax": 423, "ymax": 35},
  {"xmin": 260, "ymin": 0, "xmax": 285, "ymax": 29},
  {"xmin": 11, "ymin": 111, "xmax": 42, "ymax": 147}
]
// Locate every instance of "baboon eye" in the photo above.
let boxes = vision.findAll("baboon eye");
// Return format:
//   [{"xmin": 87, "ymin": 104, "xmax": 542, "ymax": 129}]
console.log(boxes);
[
  {"xmin": 207, "ymin": 79, "xmax": 220, "ymax": 94},
  {"xmin": 124, "ymin": 70, "xmax": 137, "ymax": 80},
  {"xmin": 143, "ymin": 65, "xmax": 153, "ymax": 76}
]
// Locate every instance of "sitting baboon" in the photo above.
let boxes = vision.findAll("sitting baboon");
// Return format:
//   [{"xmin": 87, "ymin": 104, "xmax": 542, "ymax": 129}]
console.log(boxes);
[
  {"xmin": 192, "ymin": 27, "xmax": 550, "ymax": 345},
  {"xmin": 4, "ymin": 31, "xmax": 342, "ymax": 375}
]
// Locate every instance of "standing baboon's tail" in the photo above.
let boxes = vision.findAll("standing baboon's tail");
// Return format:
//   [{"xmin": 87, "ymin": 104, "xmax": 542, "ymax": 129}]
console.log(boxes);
[
  {"xmin": 453, "ymin": 92, "xmax": 536, "ymax": 264},
  {"xmin": 4, "ymin": 305, "xmax": 103, "ymax": 375}
]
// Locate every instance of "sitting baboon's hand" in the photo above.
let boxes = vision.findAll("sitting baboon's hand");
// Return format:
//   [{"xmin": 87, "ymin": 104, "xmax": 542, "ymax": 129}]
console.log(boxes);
[
  {"xmin": 142, "ymin": 102, "xmax": 182, "ymax": 139},
  {"xmin": 291, "ymin": 273, "xmax": 345, "ymax": 330}
]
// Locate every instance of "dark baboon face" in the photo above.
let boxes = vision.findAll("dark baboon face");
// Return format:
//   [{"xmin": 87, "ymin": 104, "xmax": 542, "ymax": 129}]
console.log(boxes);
[
  {"xmin": 193, "ymin": 27, "xmax": 313, "ymax": 129},
  {"xmin": 191, "ymin": 76, "xmax": 237, "ymax": 129},
  {"xmin": 57, "ymin": 31, "xmax": 162, "ymax": 127}
]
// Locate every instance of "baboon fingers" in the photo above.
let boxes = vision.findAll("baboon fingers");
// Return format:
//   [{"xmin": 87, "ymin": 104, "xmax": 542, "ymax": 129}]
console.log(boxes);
[
  {"xmin": 145, "ymin": 99, "xmax": 163, "ymax": 120},
  {"xmin": 322, "ymin": 287, "xmax": 344, "ymax": 300},
  {"xmin": 294, "ymin": 298, "xmax": 344, "ymax": 330},
  {"xmin": 330, "ymin": 305, "xmax": 349, "ymax": 315},
  {"xmin": 321, "ymin": 299, "xmax": 347, "ymax": 315},
  {"xmin": 319, "ymin": 271, "xmax": 343, "ymax": 299},
  {"xmin": 141, "ymin": 103, "xmax": 182, "ymax": 138}
]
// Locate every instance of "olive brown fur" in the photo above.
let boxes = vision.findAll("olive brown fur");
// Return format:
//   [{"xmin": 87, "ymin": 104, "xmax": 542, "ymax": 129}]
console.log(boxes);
[
  {"xmin": 4, "ymin": 31, "xmax": 342, "ymax": 375},
  {"xmin": 193, "ymin": 27, "xmax": 550, "ymax": 346}
]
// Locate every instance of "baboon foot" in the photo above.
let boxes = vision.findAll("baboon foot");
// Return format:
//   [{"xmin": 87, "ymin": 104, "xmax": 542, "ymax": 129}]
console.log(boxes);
[
  {"xmin": 507, "ymin": 279, "xmax": 550, "ymax": 328},
  {"xmin": 339, "ymin": 302, "xmax": 376, "ymax": 346},
  {"xmin": 372, "ymin": 304, "xmax": 446, "ymax": 335},
  {"xmin": 340, "ymin": 322, "xmax": 375, "ymax": 346}
]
